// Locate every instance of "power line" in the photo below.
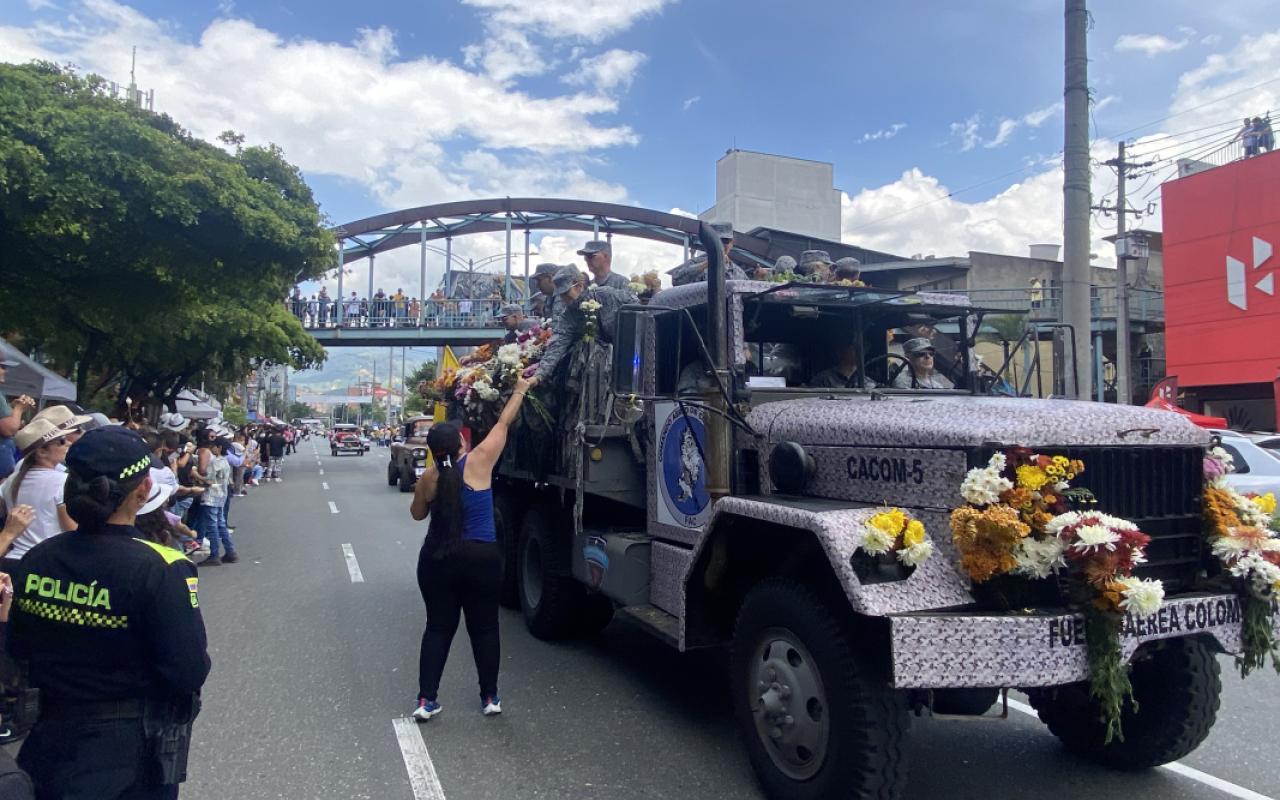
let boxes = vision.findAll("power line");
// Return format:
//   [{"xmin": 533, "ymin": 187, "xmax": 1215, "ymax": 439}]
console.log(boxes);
[{"xmin": 1098, "ymin": 75, "xmax": 1280, "ymax": 142}]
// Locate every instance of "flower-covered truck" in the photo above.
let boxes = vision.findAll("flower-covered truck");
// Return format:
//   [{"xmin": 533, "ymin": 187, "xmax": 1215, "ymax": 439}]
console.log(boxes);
[{"xmin": 454, "ymin": 227, "xmax": 1279, "ymax": 800}]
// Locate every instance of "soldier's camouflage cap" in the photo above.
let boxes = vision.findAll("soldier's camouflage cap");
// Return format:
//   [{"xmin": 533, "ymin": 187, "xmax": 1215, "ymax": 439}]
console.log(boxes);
[{"xmin": 553, "ymin": 265, "xmax": 587, "ymax": 295}]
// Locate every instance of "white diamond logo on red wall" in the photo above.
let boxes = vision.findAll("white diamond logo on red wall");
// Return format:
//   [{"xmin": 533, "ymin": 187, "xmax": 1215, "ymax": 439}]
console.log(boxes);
[{"xmin": 1226, "ymin": 237, "xmax": 1274, "ymax": 310}]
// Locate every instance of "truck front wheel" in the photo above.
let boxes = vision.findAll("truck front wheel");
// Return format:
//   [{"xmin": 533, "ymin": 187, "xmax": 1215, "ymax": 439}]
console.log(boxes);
[
  {"xmin": 1025, "ymin": 636, "xmax": 1221, "ymax": 770},
  {"xmin": 387, "ymin": 461, "xmax": 399, "ymax": 486},
  {"xmin": 399, "ymin": 465, "xmax": 415, "ymax": 492},
  {"xmin": 518, "ymin": 504, "xmax": 584, "ymax": 639},
  {"xmin": 732, "ymin": 578, "xmax": 908, "ymax": 800}
]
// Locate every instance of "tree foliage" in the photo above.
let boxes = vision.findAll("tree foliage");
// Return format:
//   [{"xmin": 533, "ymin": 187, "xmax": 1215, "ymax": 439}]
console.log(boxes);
[{"xmin": 0, "ymin": 61, "xmax": 332, "ymax": 411}]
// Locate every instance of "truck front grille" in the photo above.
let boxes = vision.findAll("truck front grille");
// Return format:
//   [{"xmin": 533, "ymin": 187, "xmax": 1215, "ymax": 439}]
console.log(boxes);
[{"xmin": 1059, "ymin": 446, "xmax": 1204, "ymax": 590}]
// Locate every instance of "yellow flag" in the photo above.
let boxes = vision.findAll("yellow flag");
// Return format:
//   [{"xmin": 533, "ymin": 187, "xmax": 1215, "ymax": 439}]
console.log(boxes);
[{"xmin": 442, "ymin": 346, "xmax": 460, "ymax": 371}]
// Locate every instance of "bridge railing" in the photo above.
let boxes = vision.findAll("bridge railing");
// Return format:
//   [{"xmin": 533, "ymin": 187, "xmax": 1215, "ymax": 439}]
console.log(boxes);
[{"xmin": 289, "ymin": 299, "xmax": 516, "ymax": 330}]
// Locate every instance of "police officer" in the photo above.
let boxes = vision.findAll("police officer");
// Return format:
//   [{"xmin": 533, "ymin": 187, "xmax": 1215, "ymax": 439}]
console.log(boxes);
[
  {"xmin": 534, "ymin": 265, "xmax": 638, "ymax": 382},
  {"xmin": 8, "ymin": 426, "xmax": 210, "ymax": 799},
  {"xmin": 499, "ymin": 303, "xmax": 536, "ymax": 344}
]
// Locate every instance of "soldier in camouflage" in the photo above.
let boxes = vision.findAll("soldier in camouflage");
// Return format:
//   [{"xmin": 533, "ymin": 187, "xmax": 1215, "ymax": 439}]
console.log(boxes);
[
  {"xmin": 578, "ymin": 240, "xmax": 632, "ymax": 292},
  {"xmin": 531, "ymin": 263, "xmax": 566, "ymax": 323},
  {"xmin": 668, "ymin": 222, "xmax": 748, "ymax": 286},
  {"xmin": 534, "ymin": 265, "xmax": 639, "ymax": 382}
]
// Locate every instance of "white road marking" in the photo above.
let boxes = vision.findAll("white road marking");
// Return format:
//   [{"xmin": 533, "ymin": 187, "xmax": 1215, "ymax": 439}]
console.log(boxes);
[
  {"xmin": 341, "ymin": 543, "xmax": 364, "ymax": 583},
  {"xmin": 328, "ymin": 501, "xmax": 339, "ymax": 514},
  {"xmin": 319, "ymin": 469, "xmax": 324, "ymax": 475},
  {"xmin": 323, "ymin": 482, "xmax": 330, "ymax": 490},
  {"xmin": 392, "ymin": 717, "xmax": 446, "ymax": 800},
  {"xmin": 1005, "ymin": 699, "xmax": 1274, "ymax": 800}
]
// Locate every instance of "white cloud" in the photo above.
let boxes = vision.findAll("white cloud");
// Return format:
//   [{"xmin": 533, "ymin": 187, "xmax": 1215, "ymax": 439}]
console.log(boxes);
[
  {"xmin": 1115, "ymin": 33, "xmax": 1189, "ymax": 57},
  {"xmin": 561, "ymin": 49, "xmax": 647, "ymax": 93},
  {"xmin": 856, "ymin": 123, "xmax": 906, "ymax": 144},
  {"xmin": 1202, "ymin": 34, "xmax": 1222, "ymax": 46},
  {"xmin": 0, "ymin": 0, "xmax": 642, "ymax": 210},
  {"xmin": 1177, "ymin": 26, "xmax": 1197, "ymax": 37},
  {"xmin": 461, "ymin": 0, "xmax": 674, "ymax": 42},
  {"xmin": 950, "ymin": 103, "xmax": 1062, "ymax": 151},
  {"xmin": 682, "ymin": 95, "xmax": 700, "ymax": 111},
  {"xmin": 950, "ymin": 115, "xmax": 982, "ymax": 152}
]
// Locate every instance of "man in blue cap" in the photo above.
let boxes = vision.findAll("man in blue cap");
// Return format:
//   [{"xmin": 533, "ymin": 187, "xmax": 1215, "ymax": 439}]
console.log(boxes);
[
  {"xmin": 8, "ymin": 426, "xmax": 210, "ymax": 799},
  {"xmin": 534, "ymin": 265, "xmax": 638, "ymax": 383}
]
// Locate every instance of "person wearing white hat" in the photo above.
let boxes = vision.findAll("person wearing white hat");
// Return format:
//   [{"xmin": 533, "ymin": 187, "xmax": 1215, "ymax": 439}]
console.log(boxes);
[
  {"xmin": 160, "ymin": 412, "xmax": 189, "ymax": 432},
  {"xmin": 0, "ymin": 420, "xmax": 76, "ymax": 574},
  {"xmin": 32, "ymin": 405, "xmax": 93, "ymax": 446}
]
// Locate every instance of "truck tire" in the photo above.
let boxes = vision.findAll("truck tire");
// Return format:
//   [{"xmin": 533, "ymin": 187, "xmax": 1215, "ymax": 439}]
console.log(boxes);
[
  {"xmin": 732, "ymin": 578, "xmax": 908, "ymax": 800},
  {"xmin": 518, "ymin": 504, "xmax": 585, "ymax": 639},
  {"xmin": 387, "ymin": 462, "xmax": 399, "ymax": 486},
  {"xmin": 493, "ymin": 491, "xmax": 524, "ymax": 609},
  {"xmin": 399, "ymin": 465, "xmax": 415, "ymax": 492},
  {"xmin": 1025, "ymin": 637, "xmax": 1220, "ymax": 770}
]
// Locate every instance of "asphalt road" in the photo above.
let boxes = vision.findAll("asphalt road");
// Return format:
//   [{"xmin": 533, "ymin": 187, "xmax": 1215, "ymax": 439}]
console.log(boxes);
[{"xmin": 179, "ymin": 440, "xmax": 1279, "ymax": 800}]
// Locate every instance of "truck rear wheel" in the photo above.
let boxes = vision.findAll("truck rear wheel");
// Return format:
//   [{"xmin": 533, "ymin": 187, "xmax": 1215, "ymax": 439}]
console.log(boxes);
[
  {"xmin": 399, "ymin": 465, "xmax": 415, "ymax": 492},
  {"xmin": 518, "ymin": 504, "xmax": 585, "ymax": 639},
  {"xmin": 732, "ymin": 578, "xmax": 908, "ymax": 800},
  {"xmin": 493, "ymin": 490, "xmax": 524, "ymax": 609},
  {"xmin": 1025, "ymin": 636, "xmax": 1221, "ymax": 770},
  {"xmin": 387, "ymin": 461, "xmax": 399, "ymax": 486}
]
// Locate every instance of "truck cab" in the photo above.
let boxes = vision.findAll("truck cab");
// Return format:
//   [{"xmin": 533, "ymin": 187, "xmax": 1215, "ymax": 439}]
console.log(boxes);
[{"xmin": 388, "ymin": 416, "xmax": 434, "ymax": 492}]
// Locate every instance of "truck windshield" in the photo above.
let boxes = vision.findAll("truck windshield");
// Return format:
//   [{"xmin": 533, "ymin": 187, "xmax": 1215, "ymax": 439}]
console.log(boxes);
[{"xmin": 742, "ymin": 288, "xmax": 980, "ymax": 392}]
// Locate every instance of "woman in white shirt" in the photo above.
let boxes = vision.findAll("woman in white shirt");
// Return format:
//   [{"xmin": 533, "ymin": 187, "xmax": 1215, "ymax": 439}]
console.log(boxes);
[{"xmin": 0, "ymin": 419, "xmax": 76, "ymax": 572}]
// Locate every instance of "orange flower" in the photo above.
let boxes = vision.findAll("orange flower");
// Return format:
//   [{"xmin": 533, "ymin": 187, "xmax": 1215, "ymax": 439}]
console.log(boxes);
[
  {"xmin": 1093, "ymin": 581, "xmax": 1124, "ymax": 613},
  {"xmin": 1000, "ymin": 487, "xmax": 1033, "ymax": 508},
  {"xmin": 950, "ymin": 505, "xmax": 1030, "ymax": 582}
]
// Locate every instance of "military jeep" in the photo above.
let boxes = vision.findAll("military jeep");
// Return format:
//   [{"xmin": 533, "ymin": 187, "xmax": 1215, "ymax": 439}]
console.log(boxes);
[{"xmin": 387, "ymin": 415, "xmax": 434, "ymax": 492}]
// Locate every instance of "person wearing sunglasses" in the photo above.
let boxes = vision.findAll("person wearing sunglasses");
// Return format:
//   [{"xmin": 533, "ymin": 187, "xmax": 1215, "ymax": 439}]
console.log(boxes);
[{"xmin": 893, "ymin": 337, "xmax": 954, "ymax": 390}]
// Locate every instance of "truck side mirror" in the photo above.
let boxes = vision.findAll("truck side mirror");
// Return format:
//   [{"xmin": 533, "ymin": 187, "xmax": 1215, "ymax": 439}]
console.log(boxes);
[{"xmin": 612, "ymin": 308, "xmax": 650, "ymax": 396}]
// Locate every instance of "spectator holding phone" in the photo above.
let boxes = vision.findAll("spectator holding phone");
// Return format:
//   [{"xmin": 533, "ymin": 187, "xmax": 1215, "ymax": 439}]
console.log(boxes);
[{"xmin": 0, "ymin": 357, "xmax": 36, "ymax": 482}]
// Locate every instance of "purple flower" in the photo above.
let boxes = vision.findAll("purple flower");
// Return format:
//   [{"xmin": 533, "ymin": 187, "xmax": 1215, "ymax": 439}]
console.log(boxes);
[{"xmin": 522, "ymin": 364, "xmax": 538, "ymax": 378}]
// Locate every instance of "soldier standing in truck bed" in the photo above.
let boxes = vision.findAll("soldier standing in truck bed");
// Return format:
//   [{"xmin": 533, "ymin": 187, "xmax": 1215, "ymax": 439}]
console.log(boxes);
[
  {"xmin": 534, "ymin": 266, "xmax": 638, "ymax": 382},
  {"xmin": 578, "ymin": 241, "xmax": 632, "ymax": 292},
  {"xmin": 669, "ymin": 222, "xmax": 749, "ymax": 286}
]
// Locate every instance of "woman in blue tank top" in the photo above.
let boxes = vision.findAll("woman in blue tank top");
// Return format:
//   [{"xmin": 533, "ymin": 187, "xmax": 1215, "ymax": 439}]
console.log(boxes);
[{"xmin": 408, "ymin": 374, "xmax": 535, "ymax": 721}]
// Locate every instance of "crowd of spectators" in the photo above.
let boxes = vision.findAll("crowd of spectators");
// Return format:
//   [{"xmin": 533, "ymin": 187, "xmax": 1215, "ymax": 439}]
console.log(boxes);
[{"xmin": 0, "ymin": 401, "xmax": 310, "ymax": 748}]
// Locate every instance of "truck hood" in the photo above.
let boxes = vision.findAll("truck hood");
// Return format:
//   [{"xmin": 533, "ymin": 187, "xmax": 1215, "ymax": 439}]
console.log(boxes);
[{"xmin": 748, "ymin": 396, "xmax": 1211, "ymax": 449}]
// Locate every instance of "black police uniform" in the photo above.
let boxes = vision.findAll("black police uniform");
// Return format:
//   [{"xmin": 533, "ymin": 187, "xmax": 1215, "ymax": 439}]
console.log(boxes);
[{"xmin": 8, "ymin": 523, "xmax": 210, "ymax": 798}]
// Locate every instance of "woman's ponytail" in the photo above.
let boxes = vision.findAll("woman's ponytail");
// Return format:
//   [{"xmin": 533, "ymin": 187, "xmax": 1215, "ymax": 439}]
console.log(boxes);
[{"xmin": 425, "ymin": 423, "xmax": 465, "ymax": 559}]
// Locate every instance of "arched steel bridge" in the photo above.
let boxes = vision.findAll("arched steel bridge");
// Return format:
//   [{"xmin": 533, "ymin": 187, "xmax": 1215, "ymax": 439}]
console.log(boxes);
[{"xmin": 306, "ymin": 198, "xmax": 775, "ymax": 347}]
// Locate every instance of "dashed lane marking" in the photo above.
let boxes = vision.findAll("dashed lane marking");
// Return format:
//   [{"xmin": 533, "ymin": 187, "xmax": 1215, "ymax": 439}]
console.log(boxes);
[
  {"xmin": 341, "ymin": 543, "xmax": 364, "ymax": 583},
  {"xmin": 323, "ymin": 482, "xmax": 330, "ymax": 490},
  {"xmin": 319, "ymin": 469, "xmax": 324, "ymax": 475},
  {"xmin": 392, "ymin": 717, "xmax": 446, "ymax": 800},
  {"xmin": 1005, "ymin": 699, "xmax": 1274, "ymax": 800},
  {"xmin": 328, "ymin": 501, "xmax": 339, "ymax": 514}
]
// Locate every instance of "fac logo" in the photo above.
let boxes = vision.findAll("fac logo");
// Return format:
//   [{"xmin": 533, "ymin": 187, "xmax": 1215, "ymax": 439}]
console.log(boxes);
[{"xmin": 1227, "ymin": 236, "xmax": 1274, "ymax": 310}]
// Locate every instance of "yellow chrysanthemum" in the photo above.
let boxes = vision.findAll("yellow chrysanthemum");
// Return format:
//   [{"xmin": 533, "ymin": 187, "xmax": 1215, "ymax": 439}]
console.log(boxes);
[
  {"xmin": 1015, "ymin": 465, "xmax": 1051, "ymax": 491},
  {"xmin": 869, "ymin": 512, "xmax": 902, "ymax": 537},
  {"xmin": 903, "ymin": 519, "xmax": 926, "ymax": 547},
  {"xmin": 1052, "ymin": 455, "xmax": 1069, "ymax": 466},
  {"xmin": 1256, "ymin": 493, "xmax": 1277, "ymax": 515}
]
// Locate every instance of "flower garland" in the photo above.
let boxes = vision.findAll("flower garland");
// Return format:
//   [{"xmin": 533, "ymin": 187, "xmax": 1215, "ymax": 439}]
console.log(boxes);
[
  {"xmin": 951, "ymin": 448, "xmax": 1163, "ymax": 743},
  {"xmin": 1202, "ymin": 446, "xmax": 1280, "ymax": 677},
  {"xmin": 860, "ymin": 508, "xmax": 933, "ymax": 566},
  {"xmin": 580, "ymin": 298, "xmax": 603, "ymax": 342}
]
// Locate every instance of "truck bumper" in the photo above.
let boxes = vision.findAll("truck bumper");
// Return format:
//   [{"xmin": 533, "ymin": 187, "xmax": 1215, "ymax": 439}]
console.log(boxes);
[{"xmin": 888, "ymin": 593, "xmax": 1278, "ymax": 689}]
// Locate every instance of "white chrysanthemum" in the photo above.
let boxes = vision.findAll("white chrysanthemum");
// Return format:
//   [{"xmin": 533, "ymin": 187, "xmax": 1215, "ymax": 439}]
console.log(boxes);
[
  {"xmin": 1211, "ymin": 536, "xmax": 1251, "ymax": 561},
  {"xmin": 497, "ymin": 343, "xmax": 521, "ymax": 366},
  {"xmin": 1072, "ymin": 524, "xmax": 1120, "ymax": 552},
  {"xmin": 1130, "ymin": 547, "xmax": 1148, "ymax": 566},
  {"xmin": 897, "ymin": 540, "xmax": 933, "ymax": 567},
  {"xmin": 580, "ymin": 299, "xmax": 602, "ymax": 313},
  {"xmin": 454, "ymin": 367, "xmax": 477, "ymax": 384},
  {"xmin": 861, "ymin": 526, "xmax": 894, "ymax": 555},
  {"xmin": 1012, "ymin": 537, "xmax": 1067, "ymax": 579},
  {"xmin": 988, "ymin": 453, "xmax": 1007, "ymax": 472},
  {"xmin": 1230, "ymin": 554, "xmax": 1280, "ymax": 600},
  {"xmin": 1208, "ymin": 446, "xmax": 1235, "ymax": 471},
  {"xmin": 1116, "ymin": 576, "xmax": 1165, "ymax": 618},
  {"xmin": 960, "ymin": 468, "xmax": 1013, "ymax": 506},
  {"xmin": 1053, "ymin": 481, "xmax": 1070, "ymax": 492},
  {"xmin": 1044, "ymin": 511, "xmax": 1082, "ymax": 537}
]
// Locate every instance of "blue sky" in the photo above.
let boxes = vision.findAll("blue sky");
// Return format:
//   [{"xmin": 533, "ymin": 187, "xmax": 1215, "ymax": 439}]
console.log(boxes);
[{"xmin": 4, "ymin": 0, "xmax": 1278, "ymax": 292}]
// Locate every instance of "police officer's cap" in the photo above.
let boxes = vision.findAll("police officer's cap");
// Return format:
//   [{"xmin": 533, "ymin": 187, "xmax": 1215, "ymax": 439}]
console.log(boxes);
[
  {"xmin": 534, "ymin": 262, "xmax": 560, "ymax": 277},
  {"xmin": 499, "ymin": 303, "xmax": 524, "ymax": 319},
  {"xmin": 66, "ymin": 427, "xmax": 153, "ymax": 484},
  {"xmin": 553, "ymin": 265, "xmax": 586, "ymax": 295}
]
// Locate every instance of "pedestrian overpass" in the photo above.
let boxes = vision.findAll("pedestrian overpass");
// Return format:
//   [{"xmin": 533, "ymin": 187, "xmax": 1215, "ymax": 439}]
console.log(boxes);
[{"xmin": 304, "ymin": 198, "xmax": 776, "ymax": 348}]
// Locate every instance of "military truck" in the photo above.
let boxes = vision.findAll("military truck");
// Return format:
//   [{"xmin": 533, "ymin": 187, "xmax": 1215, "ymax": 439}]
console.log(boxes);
[
  {"xmin": 387, "ymin": 415, "xmax": 434, "ymax": 493},
  {"xmin": 480, "ymin": 225, "xmax": 1266, "ymax": 800}
]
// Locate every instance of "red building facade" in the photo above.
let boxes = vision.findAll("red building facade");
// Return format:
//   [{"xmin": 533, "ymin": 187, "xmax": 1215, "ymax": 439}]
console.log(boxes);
[{"xmin": 1163, "ymin": 150, "xmax": 1280, "ymax": 429}]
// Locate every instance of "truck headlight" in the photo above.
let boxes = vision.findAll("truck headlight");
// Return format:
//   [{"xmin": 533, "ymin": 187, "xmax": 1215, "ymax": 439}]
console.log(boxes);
[{"xmin": 413, "ymin": 448, "xmax": 427, "ymax": 458}]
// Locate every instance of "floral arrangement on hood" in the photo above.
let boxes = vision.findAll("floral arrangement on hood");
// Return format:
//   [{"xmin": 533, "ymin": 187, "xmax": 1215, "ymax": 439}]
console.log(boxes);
[
  {"xmin": 1202, "ymin": 445, "xmax": 1280, "ymax": 677},
  {"xmin": 434, "ymin": 328, "xmax": 551, "ymax": 433},
  {"xmin": 951, "ymin": 448, "xmax": 1162, "ymax": 743},
  {"xmin": 580, "ymin": 298, "xmax": 603, "ymax": 342},
  {"xmin": 859, "ymin": 508, "xmax": 933, "ymax": 567}
]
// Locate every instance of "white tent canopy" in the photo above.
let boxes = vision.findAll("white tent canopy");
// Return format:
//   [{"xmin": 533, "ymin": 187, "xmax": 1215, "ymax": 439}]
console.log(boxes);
[
  {"xmin": 0, "ymin": 340, "xmax": 76, "ymax": 402},
  {"xmin": 175, "ymin": 389, "xmax": 220, "ymax": 420}
]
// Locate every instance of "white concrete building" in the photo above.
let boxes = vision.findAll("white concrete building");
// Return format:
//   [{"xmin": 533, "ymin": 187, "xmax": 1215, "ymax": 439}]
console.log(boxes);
[{"xmin": 699, "ymin": 150, "xmax": 842, "ymax": 241}]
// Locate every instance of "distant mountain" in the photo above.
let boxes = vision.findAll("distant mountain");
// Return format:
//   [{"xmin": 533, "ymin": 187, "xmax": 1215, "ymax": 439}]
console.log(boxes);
[{"xmin": 291, "ymin": 346, "xmax": 442, "ymax": 394}]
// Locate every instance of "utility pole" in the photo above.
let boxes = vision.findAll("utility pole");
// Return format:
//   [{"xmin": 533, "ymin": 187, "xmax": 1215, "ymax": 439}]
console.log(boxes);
[
  {"xmin": 1095, "ymin": 141, "xmax": 1155, "ymax": 405},
  {"xmin": 1062, "ymin": 0, "xmax": 1092, "ymax": 400}
]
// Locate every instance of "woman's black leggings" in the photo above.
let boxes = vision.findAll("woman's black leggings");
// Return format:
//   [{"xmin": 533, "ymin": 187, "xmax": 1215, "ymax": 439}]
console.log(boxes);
[{"xmin": 417, "ymin": 539, "xmax": 502, "ymax": 702}]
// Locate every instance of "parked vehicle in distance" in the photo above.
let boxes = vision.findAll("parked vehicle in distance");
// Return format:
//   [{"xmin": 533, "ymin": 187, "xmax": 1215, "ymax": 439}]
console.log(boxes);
[
  {"xmin": 1210, "ymin": 429, "xmax": 1280, "ymax": 497},
  {"xmin": 388, "ymin": 416, "xmax": 434, "ymax": 493},
  {"xmin": 331, "ymin": 424, "xmax": 364, "ymax": 457}
]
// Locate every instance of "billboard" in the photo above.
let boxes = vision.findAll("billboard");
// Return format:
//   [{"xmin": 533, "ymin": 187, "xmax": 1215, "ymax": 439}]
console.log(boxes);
[{"xmin": 1164, "ymin": 151, "xmax": 1280, "ymax": 387}]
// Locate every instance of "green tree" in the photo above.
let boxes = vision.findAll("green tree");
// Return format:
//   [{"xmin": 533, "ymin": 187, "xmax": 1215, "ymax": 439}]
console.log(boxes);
[
  {"xmin": 287, "ymin": 400, "xmax": 315, "ymax": 421},
  {"xmin": 404, "ymin": 360, "xmax": 440, "ymax": 416},
  {"xmin": 222, "ymin": 404, "xmax": 249, "ymax": 426},
  {"xmin": 0, "ymin": 62, "xmax": 333, "ymax": 411}
]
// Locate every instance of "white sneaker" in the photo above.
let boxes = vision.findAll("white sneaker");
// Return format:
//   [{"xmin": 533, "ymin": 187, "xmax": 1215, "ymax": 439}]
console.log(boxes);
[
  {"xmin": 482, "ymin": 696, "xmax": 502, "ymax": 716},
  {"xmin": 412, "ymin": 699, "xmax": 442, "ymax": 722}
]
